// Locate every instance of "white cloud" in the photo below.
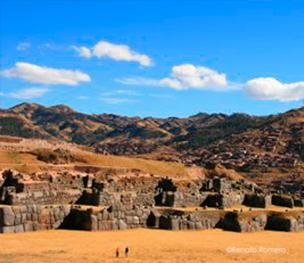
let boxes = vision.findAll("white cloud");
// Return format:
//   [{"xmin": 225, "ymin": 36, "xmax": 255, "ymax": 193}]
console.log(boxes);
[
  {"xmin": 8, "ymin": 87, "xmax": 49, "ymax": 99},
  {"xmin": 72, "ymin": 46, "xmax": 92, "ymax": 58},
  {"xmin": 99, "ymin": 97, "xmax": 136, "ymax": 104},
  {"xmin": 17, "ymin": 42, "xmax": 31, "ymax": 51},
  {"xmin": 73, "ymin": 40, "xmax": 152, "ymax": 66},
  {"xmin": 93, "ymin": 41, "xmax": 152, "ymax": 66},
  {"xmin": 117, "ymin": 64, "xmax": 227, "ymax": 90},
  {"xmin": 115, "ymin": 89, "xmax": 140, "ymax": 96},
  {"xmin": 1, "ymin": 62, "xmax": 91, "ymax": 85},
  {"xmin": 245, "ymin": 77, "xmax": 304, "ymax": 102},
  {"xmin": 40, "ymin": 43, "xmax": 63, "ymax": 51},
  {"xmin": 168, "ymin": 64, "xmax": 227, "ymax": 90}
]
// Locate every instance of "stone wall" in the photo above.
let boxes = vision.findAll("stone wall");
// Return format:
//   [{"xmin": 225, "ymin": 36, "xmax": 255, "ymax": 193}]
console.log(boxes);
[
  {"xmin": 243, "ymin": 194, "xmax": 271, "ymax": 208},
  {"xmin": 4, "ymin": 189, "xmax": 82, "ymax": 205},
  {"xmin": 0, "ymin": 170, "xmax": 86, "ymax": 206},
  {"xmin": 148, "ymin": 209, "xmax": 222, "ymax": 230},
  {"xmin": 265, "ymin": 212, "xmax": 304, "ymax": 232},
  {"xmin": 1, "ymin": 169, "xmax": 304, "ymax": 234},
  {"xmin": 61, "ymin": 206, "xmax": 223, "ymax": 231},
  {"xmin": 61, "ymin": 205, "xmax": 151, "ymax": 231},
  {"xmin": 219, "ymin": 211, "xmax": 267, "ymax": 232},
  {"xmin": 1, "ymin": 204, "xmax": 304, "ymax": 233},
  {"xmin": 0, "ymin": 205, "xmax": 70, "ymax": 233},
  {"xmin": 0, "ymin": 169, "xmax": 280, "ymax": 210},
  {"xmin": 294, "ymin": 198, "xmax": 304, "ymax": 207},
  {"xmin": 272, "ymin": 195, "xmax": 294, "ymax": 208},
  {"xmin": 201, "ymin": 192, "xmax": 244, "ymax": 208}
]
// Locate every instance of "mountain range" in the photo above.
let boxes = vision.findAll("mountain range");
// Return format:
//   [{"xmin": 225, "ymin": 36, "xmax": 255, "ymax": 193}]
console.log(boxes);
[{"xmin": 0, "ymin": 103, "xmax": 303, "ymax": 176}]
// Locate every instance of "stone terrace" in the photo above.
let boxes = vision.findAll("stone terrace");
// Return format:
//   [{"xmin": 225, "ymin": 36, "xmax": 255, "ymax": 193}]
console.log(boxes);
[{"xmin": 1, "ymin": 168, "xmax": 304, "ymax": 233}]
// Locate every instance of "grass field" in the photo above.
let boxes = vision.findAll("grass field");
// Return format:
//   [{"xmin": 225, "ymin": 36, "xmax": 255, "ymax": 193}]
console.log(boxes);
[
  {"xmin": 0, "ymin": 148, "xmax": 192, "ymax": 178},
  {"xmin": 0, "ymin": 229, "xmax": 302, "ymax": 263}
]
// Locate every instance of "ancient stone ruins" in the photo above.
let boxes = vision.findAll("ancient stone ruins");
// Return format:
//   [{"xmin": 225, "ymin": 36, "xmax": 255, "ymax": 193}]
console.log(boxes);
[{"xmin": 1, "ymin": 167, "xmax": 304, "ymax": 234}]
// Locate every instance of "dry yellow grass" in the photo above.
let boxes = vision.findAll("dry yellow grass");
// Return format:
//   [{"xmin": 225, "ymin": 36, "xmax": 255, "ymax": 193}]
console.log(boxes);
[
  {"xmin": 76, "ymin": 150, "xmax": 189, "ymax": 177},
  {"xmin": 0, "ymin": 229, "xmax": 302, "ymax": 263},
  {"xmin": 0, "ymin": 148, "xmax": 192, "ymax": 178}
]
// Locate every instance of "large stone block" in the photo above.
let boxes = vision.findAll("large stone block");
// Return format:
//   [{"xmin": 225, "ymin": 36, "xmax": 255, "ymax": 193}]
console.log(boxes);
[
  {"xmin": 2, "ymin": 207, "xmax": 15, "ymax": 226},
  {"xmin": 219, "ymin": 212, "xmax": 267, "ymax": 233},
  {"xmin": 0, "ymin": 226, "xmax": 15, "ymax": 233},
  {"xmin": 14, "ymin": 214, "xmax": 21, "ymax": 225},
  {"xmin": 21, "ymin": 213, "xmax": 27, "ymax": 224},
  {"xmin": 52, "ymin": 220, "xmax": 62, "ymax": 229},
  {"xmin": 126, "ymin": 216, "xmax": 133, "ymax": 224},
  {"xmin": 14, "ymin": 224, "xmax": 24, "ymax": 233},
  {"xmin": 118, "ymin": 219, "xmax": 127, "ymax": 230},
  {"xmin": 133, "ymin": 216, "xmax": 140, "ymax": 225},
  {"xmin": 24, "ymin": 222, "xmax": 33, "ymax": 232},
  {"xmin": 31, "ymin": 213, "xmax": 38, "ymax": 222},
  {"xmin": 187, "ymin": 221, "xmax": 195, "ymax": 230},
  {"xmin": 170, "ymin": 218, "xmax": 180, "ymax": 230},
  {"xmin": 90, "ymin": 215, "xmax": 98, "ymax": 231},
  {"xmin": 195, "ymin": 221, "xmax": 203, "ymax": 230}
]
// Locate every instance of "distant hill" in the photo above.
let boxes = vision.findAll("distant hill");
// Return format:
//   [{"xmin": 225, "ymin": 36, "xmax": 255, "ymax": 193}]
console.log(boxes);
[{"xmin": 0, "ymin": 103, "xmax": 303, "ymax": 176}]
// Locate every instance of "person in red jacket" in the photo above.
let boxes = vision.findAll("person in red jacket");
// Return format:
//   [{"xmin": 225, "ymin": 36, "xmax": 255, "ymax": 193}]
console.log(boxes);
[{"xmin": 115, "ymin": 247, "xmax": 120, "ymax": 258}]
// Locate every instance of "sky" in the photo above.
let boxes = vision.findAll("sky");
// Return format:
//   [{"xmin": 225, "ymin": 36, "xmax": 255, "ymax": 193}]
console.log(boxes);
[{"xmin": 0, "ymin": 0, "xmax": 304, "ymax": 117}]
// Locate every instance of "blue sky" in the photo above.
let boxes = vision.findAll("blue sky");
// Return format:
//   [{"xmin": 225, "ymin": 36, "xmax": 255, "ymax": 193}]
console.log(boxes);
[{"xmin": 0, "ymin": 0, "xmax": 304, "ymax": 117}]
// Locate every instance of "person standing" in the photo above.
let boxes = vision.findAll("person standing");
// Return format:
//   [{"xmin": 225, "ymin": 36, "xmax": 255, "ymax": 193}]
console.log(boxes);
[
  {"xmin": 116, "ymin": 247, "xmax": 120, "ymax": 258},
  {"xmin": 125, "ymin": 246, "xmax": 129, "ymax": 257}
]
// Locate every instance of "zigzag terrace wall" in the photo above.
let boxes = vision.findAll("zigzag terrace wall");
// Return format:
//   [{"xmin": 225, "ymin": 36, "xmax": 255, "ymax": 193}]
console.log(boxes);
[
  {"xmin": 1, "ymin": 168, "xmax": 304, "ymax": 233},
  {"xmin": 2, "ymin": 204, "xmax": 304, "ymax": 233}
]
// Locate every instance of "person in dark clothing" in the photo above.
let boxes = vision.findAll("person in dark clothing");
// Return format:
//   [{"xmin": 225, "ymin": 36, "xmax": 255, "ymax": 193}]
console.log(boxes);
[
  {"xmin": 125, "ymin": 247, "xmax": 129, "ymax": 257},
  {"xmin": 116, "ymin": 247, "xmax": 120, "ymax": 258}
]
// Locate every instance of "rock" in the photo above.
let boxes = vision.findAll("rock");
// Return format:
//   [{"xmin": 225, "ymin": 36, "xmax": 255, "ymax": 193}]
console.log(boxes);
[
  {"xmin": 195, "ymin": 222, "xmax": 203, "ymax": 230},
  {"xmin": 14, "ymin": 224, "xmax": 24, "ymax": 233},
  {"xmin": 2, "ymin": 207, "xmax": 15, "ymax": 226},
  {"xmin": 171, "ymin": 218, "xmax": 180, "ymax": 230},
  {"xmin": 118, "ymin": 219, "xmax": 127, "ymax": 230},
  {"xmin": 126, "ymin": 216, "xmax": 133, "ymax": 224},
  {"xmin": 0, "ymin": 226, "xmax": 15, "ymax": 233},
  {"xmin": 218, "ymin": 211, "xmax": 267, "ymax": 232},
  {"xmin": 133, "ymin": 216, "xmax": 140, "ymax": 225},
  {"xmin": 24, "ymin": 222, "xmax": 33, "ymax": 232},
  {"xmin": 187, "ymin": 221, "xmax": 195, "ymax": 230},
  {"xmin": 14, "ymin": 214, "xmax": 21, "ymax": 225},
  {"xmin": 90, "ymin": 215, "xmax": 98, "ymax": 231}
]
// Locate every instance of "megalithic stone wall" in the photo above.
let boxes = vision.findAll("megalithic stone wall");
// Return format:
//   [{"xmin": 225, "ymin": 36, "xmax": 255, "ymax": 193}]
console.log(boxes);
[
  {"xmin": 60, "ymin": 205, "xmax": 151, "ymax": 231},
  {"xmin": 0, "ymin": 205, "xmax": 70, "ymax": 233},
  {"xmin": 265, "ymin": 212, "xmax": 304, "ymax": 231},
  {"xmin": 1, "ymin": 204, "xmax": 304, "ymax": 233},
  {"xmin": 4, "ymin": 189, "xmax": 83, "ymax": 206}
]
